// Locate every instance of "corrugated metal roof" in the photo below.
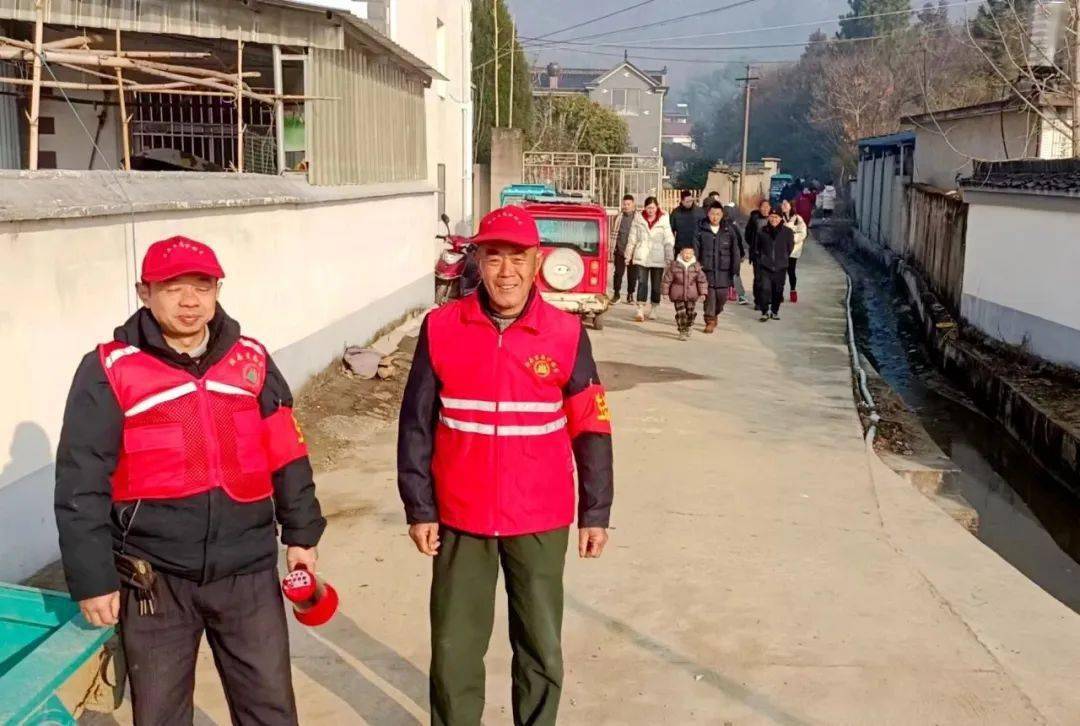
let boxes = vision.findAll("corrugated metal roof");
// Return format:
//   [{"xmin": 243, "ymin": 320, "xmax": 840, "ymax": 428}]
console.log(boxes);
[
  {"xmin": 857, "ymin": 131, "xmax": 915, "ymax": 149},
  {"xmin": 0, "ymin": 0, "xmax": 443, "ymax": 80},
  {"xmin": 0, "ymin": 0, "xmax": 344, "ymax": 49}
]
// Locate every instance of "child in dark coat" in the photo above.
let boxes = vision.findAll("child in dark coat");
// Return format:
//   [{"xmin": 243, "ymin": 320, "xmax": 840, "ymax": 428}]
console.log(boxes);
[{"xmin": 662, "ymin": 246, "xmax": 710, "ymax": 341}]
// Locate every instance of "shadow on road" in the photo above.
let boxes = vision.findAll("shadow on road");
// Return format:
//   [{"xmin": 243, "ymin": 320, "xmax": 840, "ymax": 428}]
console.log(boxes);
[
  {"xmin": 291, "ymin": 611, "xmax": 428, "ymax": 724},
  {"xmin": 566, "ymin": 595, "xmax": 810, "ymax": 726},
  {"xmin": 597, "ymin": 360, "xmax": 711, "ymax": 393}
]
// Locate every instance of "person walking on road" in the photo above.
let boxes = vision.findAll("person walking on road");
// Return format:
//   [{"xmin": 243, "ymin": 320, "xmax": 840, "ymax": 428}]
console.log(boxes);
[
  {"xmin": 722, "ymin": 202, "xmax": 750, "ymax": 305},
  {"xmin": 55, "ymin": 236, "xmax": 325, "ymax": 725},
  {"xmin": 626, "ymin": 196, "xmax": 675, "ymax": 322},
  {"xmin": 662, "ymin": 245, "xmax": 708, "ymax": 341},
  {"xmin": 694, "ymin": 203, "xmax": 742, "ymax": 334},
  {"xmin": 397, "ymin": 205, "xmax": 615, "ymax": 726},
  {"xmin": 754, "ymin": 209, "xmax": 796, "ymax": 321},
  {"xmin": 670, "ymin": 189, "xmax": 705, "ymax": 254},
  {"xmin": 795, "ymin": 188, "xmax": 815, "ymax": 228},
  {"xmin": 818, "ymin": 181, "xmax": 837, "ymax": 219},
  {"xmin": 612, "ymin": 194, "xmax": 641, "ymax": 304},
  {"xmin": 744, "ymin": 198, "xmax": 771, "ymax": 265},
  {"xmin": 780, "ymin": 198, "xmax": 808, "ymax": 304}
]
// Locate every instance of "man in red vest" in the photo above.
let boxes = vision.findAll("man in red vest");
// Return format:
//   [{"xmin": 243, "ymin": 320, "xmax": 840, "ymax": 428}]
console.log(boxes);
[
  {"xmin": 55, "ymin": 236, "xmax": 325, "ymax": 725},
  {"xmin": 398, "ymin": 205, "xmax": 615, "ymax": 725}
]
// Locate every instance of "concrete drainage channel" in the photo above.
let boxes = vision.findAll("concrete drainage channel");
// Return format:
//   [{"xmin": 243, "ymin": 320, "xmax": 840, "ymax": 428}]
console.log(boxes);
[
  {"xmin": 825, "ymin": 224, "xmax": 1080, "ymax": 613},
  {"xmin": 843, "ymin": 273, "xmax": 980, "ymax": 533}
]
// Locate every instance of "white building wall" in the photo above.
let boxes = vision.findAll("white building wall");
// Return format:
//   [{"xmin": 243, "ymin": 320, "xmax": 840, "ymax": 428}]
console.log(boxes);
[
  {"xmin": 912, "ymin": 111, "xmax": 1039, "ymax": 190},
  {"xmin": 0, "ymin": 181, "xmax": 434, "ymax": 581},
  {"xmin": 393, "ymin": 0, "xmax": 473, "ymax": 233},
  {"xmin": 962, "ymin": 190, "xmax": 1080, "ymax": 369}
]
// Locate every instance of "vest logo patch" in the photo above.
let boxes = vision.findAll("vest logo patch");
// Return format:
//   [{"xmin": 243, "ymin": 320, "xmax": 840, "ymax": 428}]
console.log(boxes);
[
  {"xmin": 526, "ymin": 354, "xmax": 558, "ymax": 378},
  {"xmin": 293, "ymin": 413, "xmax": 306, "ymax": 444},
  {"xmin": 243, "ymin": 363, "xmax": 261, "ymax": 387},
  {"xmin": 595, "ymin": 393, "xmax": 611, "ymax": 422}
]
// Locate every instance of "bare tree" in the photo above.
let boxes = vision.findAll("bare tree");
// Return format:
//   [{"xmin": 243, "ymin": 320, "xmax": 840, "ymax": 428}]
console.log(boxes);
[{"xmin": 961, "ymin": 0, "xmax": 1077, "ymax": 155}]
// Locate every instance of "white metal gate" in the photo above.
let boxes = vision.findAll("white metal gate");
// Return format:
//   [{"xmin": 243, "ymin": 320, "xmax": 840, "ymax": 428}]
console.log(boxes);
[
  {"xmin": 522, "ymin": 151, "xmax": 664, "ymax": 212},
  {"xmin": 594, "ymin": 154, "xmax": 663, "ymax": 210},
  {"xmin": 522, "ymin": 151, "xmax": 594, "ymax": 197}
]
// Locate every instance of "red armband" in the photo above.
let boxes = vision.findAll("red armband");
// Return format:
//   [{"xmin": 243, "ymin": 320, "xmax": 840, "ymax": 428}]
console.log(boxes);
[
  {"xmin": 264, "ymin": 406, "xmax": 309, "ymax": 471},
  {"xmin": 565, "ymin": 383, "xmax": 613, "ymax": 438}
]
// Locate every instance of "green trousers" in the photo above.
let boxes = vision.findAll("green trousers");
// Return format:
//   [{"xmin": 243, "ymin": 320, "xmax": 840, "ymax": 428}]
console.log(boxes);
[{"xmin": 430, "ymin": 526, "xmax": 569, "ymax": 726}]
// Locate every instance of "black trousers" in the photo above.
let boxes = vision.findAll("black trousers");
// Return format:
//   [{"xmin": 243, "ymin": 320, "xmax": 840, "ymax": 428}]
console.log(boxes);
[
  {"xmin": 788, "ymin": 257, "xmax": 799, "ymax": 291},
  {"xmin": 121, "ymin": 569, "xmax": 298, "ymax": 726},
  {"xmin": 430, "ymin": 527, "xmax": 568, "ymax": 726},
  {"xmin": 756, "ymin": 267, "xmax": 788, "ymax": 315},
  {"xmin": 613, "ymin": 256, "xmax": 638, "ymax": 299},
  {"xmin": 704, "ymin": 287, "xmax": 728, "ymax": 319},
  {"xmin": 636, "ymin": 267, "xmax": 664, "ymax": 304}
]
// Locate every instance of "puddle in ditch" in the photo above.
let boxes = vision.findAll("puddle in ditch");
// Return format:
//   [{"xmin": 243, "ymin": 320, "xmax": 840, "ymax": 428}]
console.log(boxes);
[{"xmin": 825, "ymin": 238, "xmax": 1080, "ymax": 612}]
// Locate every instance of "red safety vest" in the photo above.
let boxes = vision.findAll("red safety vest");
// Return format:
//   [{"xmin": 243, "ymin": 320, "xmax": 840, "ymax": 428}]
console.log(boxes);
[
  {"xmin": 98, "ymin": 337, "xmax": 306, "ymax": 503},
  {"xmin": 426, "ymin": 294, "xmax": 611, "ymax": 536}
]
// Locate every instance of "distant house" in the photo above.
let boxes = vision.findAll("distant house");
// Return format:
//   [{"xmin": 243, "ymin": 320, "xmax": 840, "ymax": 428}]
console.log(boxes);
[
  {"xmin": 901, "ymin": 95, "xmax": 1073, "ymax": 190},
  {"xmin": 663, "ymin": 103, "xmax": 695, "ymax": 149},
  {"xmin": 959, "ymin": 159, "xmax": 1080, "ymax": 369},
  {"xmin": 532, "ymin": 60, "xmax": 668, "ymax": 157}
]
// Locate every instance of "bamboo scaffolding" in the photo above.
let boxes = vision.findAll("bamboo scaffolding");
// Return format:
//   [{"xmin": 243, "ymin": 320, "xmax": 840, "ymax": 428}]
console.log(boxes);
[
  {"xmin": 115, "ymin": 28, "xmax": 131, "ymax": 171},
  {"xmin": 27, "ymin": 0, "xmax": 43, "ymax": 170},
  {"xmin": 236, "ymin": 36, "xmax": 244, "ymax": 173}
]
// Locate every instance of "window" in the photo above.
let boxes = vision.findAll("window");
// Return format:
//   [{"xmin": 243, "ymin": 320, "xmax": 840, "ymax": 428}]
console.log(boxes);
[
  {"xmin": 610, "ymin": 88, "xmax": 641, "ymax": 114},
  {"xmin": 535, "ymin": 218, "xmax": 601, "ymax": 255}
]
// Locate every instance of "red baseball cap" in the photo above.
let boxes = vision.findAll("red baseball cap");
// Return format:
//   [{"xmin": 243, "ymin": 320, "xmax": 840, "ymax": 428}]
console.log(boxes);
[
  {"xmin": 470, "ymin": 205, "xmax": 540, "ymax": 249},
  {"xmin": 141, "ymin": 236, "xmax": 225, "ymax": 283}
]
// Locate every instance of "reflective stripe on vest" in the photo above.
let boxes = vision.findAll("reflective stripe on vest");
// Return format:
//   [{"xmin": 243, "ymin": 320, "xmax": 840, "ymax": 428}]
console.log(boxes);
[{"xmin": 439, "ymin": 396, "xmax": 567, "ymax": 437}]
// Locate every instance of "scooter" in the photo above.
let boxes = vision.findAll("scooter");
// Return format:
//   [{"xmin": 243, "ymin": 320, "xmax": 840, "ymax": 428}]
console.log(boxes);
[{"xmin": 434, "ymin": 213, "xmax": 478, "ymax": 305}]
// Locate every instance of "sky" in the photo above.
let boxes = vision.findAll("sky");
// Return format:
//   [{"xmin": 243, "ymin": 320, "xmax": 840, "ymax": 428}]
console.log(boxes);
[{"xmin": 504, "ymin": 0, "xmax": 855, "ymax": 99}]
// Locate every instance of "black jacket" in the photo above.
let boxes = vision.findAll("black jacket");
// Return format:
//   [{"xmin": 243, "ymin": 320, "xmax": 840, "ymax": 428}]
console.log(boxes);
[
  {"xmin": 397, "ymin": 289, "xmax": 614, "ymax": 528},
  {"xmin": 670, "ymin": 204, "xmax": 705, "ymax": 253},
  {"xmin": 693, "ymin": 218, "xmax": 742, "ymax": 289},
  {"xmin": 55, "ymin": 307, "xmax": 326, "ymax": 601},
  {"xmin": 755, "ymin": 222, "xmax": 796, "ymax": 272},
  {"xmin": 744, "ymin": 210, "xmax": 769, "ymax": 262}
]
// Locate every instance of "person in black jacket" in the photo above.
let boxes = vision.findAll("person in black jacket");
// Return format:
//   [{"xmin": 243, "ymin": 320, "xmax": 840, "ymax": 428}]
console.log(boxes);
[
  {"xmin": 55, "ymin": 236, "xmax": 325, "ymax": 725},
  {"xmin": 669, "ymin": 189, "xmax": 705, "ymax": 254},
  {"xmin": 754, "ymin": 210, "xmax": 796, "ymax": 321},
  {"xmin": 744, "ymin": 198, "xmax": 771, "ymax": 265},
  {"xmin": 693, "ymin": 204, "xmax": 742, "ymax": 333},
  {"xmin": 722, "ymin": 202, "xmax": 750, "ymax": 305}
]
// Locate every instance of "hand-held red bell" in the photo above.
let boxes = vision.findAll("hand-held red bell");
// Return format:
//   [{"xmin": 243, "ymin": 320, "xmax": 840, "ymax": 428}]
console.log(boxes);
[{"xmin": 281, "ymin": 564, "xmax": 338, "ymax": 626}]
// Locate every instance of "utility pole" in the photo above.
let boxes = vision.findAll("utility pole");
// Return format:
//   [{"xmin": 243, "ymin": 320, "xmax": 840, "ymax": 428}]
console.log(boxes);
[
  {"xmin": 508, "ymin": 17, "xmax": 515, "ymax": 129},
  {"xmin": 493, "ymin": 0, "xmax": 500, "ymax": 129},
  {"xmin": 736, "ymin": 64, "xmax": 759, "ymax": 209},
  {"xmin": 1072, "ymin": 0, "xmax": 1080, "ymax": 157}
]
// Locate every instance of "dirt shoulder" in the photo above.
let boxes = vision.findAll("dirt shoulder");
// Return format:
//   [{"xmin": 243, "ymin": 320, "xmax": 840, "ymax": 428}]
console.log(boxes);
[{"xmin": 293, "ymin": 335, "xmax": 417, "ymax": 473}]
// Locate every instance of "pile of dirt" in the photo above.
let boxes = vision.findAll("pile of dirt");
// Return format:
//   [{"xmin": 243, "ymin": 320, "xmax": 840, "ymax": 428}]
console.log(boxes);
[{"xmin": 293, "ymin": 335, "xmax": 418, "ymax": 472}]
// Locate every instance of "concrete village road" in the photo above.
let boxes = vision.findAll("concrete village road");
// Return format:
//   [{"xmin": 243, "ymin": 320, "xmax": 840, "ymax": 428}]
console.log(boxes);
[{"xmin": 103, "ymin": 240, "xmax": 1080, "ymax": 725}]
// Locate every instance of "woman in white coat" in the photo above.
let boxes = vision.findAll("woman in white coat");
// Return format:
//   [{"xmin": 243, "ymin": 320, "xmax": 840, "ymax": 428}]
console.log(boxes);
[
  {"xmin": 625, "ymin": 195, "xmax": 675, "ymax": 322},
  {"xmin": 780, "ymin": 198, "xmax": 807, "ymax": 304}
]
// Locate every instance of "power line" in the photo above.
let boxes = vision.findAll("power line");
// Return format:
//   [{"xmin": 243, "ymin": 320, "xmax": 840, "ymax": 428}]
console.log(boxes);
[
  {"xmin": 523, "ymin": 0, "xmax": 767, "ymax": 45},
  {"xmin": 525, "ymin": 0, "xmax": 983, "ymax": 47},
  {"xmin": 527, "ymin": 30, "xmax": 906, "ymax": 56},
  {"xmin": 528, "ymin": 0, "xmax": 659, "ymax": 41}
]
